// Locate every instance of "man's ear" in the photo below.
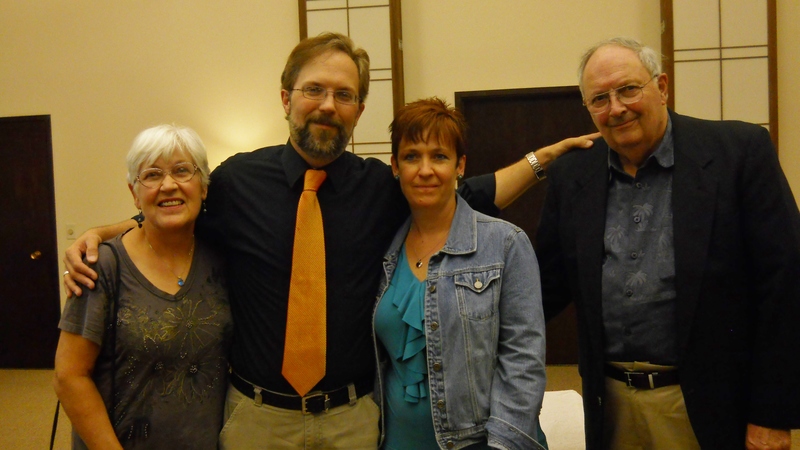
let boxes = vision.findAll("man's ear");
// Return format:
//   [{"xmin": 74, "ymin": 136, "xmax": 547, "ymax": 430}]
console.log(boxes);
[
  {"xmin": 281, "ymin": 90, "xmax": 292, "ymax": 116},
  {"xmin": 353, "ymin": 101, "xmax": 366, "ymax": 127},
  {"xmin": 657, "ymin": 73, "xmax": 669, "ymax": 105}
]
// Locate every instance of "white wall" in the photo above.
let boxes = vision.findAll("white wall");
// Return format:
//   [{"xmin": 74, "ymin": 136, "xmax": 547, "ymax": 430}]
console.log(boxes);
[
  {"xmin": 0, "ymin": 1, "xmax": 797, "ymax": 308},
  {"xmin": 401, "ymin": 0, "xmax": 662, "ymax": 102}
]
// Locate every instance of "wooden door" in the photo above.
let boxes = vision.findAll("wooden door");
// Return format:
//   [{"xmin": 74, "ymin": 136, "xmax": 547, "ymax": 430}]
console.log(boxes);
[
  {"xmin": 0, "ymin": 115, "xmax": 61, "ymax": 368},
  {"xmin": 456, "ymin": 86, "xmax": 597, "ymax": 364}
]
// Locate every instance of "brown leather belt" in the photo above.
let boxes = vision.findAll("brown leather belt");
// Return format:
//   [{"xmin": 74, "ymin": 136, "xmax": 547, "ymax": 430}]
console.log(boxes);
[
  {"xmin": 230, "ymin": 372, "xmax": 372, "ymax": 414},
  {"xmin": 604, "ymin": 365, "xmax": 680, "ymax": 389}
]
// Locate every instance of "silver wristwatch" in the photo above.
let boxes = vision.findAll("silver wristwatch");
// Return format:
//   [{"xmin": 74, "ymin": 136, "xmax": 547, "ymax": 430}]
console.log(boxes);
[{"xmin": 526, "ymin": 151, "xmax": 547, "ymax": 181}]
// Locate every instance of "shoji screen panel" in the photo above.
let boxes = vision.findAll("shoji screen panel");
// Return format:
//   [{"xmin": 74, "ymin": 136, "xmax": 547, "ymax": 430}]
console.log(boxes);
[{"xmin": 663, "ymin": 0, "xmax": 777, "ymax": 147}]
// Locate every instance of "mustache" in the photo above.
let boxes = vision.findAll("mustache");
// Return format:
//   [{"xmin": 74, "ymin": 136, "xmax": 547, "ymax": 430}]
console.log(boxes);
[{"xmin": 307, "ymin": 115, "xmax": 345, "ymax": 131}]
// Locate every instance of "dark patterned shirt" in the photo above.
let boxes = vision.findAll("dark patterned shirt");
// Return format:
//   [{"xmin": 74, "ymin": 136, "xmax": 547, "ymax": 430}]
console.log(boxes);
[
  {"xmin": 602, "ymin": 119, "xmax": 678, "ymax": 364},
  {"xmin": 60, "ymin": 233, "xmax": 233, "ymax": 449}
]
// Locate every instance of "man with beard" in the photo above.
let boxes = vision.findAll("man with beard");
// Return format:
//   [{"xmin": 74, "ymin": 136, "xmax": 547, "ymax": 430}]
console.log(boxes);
[{"xmin": 63, "ymin": 33, "xmax": 596, "ymax": 449}]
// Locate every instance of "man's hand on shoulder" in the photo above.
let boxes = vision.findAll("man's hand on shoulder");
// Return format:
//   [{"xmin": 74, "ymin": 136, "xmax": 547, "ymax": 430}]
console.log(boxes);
[
  {"xmin": 746, "ymin": 424, "xmax": 791, "ymax": 450},
  {"xmin": 63, "ymin": 231, "xmax": 103, "ymax": 298}
]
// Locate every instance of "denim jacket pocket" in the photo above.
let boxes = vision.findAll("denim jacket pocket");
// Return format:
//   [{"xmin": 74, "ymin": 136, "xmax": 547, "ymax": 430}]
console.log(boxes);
[{"xmin": 454, "ymin": 269, "xmax": 501, "ymax": 320}]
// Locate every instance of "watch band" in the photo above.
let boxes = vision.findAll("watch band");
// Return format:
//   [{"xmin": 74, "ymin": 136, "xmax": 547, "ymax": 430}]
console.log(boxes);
[{"xmin": 526, "ymin": 151, "xmax": 547, "ymax": 181}]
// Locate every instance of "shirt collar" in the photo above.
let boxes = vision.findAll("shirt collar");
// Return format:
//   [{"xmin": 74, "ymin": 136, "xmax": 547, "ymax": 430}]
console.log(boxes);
[
  {"xmin": 608, "ymin": 117, "xmax": 674, "ymax": 176},
  {"xmin": 281, "ymin": 140, "xmax": 351, "ymax": 192}
]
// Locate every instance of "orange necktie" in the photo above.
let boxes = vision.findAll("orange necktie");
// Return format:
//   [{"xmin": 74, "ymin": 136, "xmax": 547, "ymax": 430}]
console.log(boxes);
[{"xmin": 282, "ymin": 169, "xmax": 327, "ymax": 396}]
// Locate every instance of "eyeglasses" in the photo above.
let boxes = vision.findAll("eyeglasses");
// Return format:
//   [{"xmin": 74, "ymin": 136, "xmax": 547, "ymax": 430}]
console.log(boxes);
[
  {"xmin": 292, "ymin": 86, "xmax": 359, "ymax": 105},
  {"xmin": 583, "ymin": 75, "xmax": 658, "ymax": 115},
  {"xmin": 136, "ymin": 162, "xmax": 198, "ymax": 188}
]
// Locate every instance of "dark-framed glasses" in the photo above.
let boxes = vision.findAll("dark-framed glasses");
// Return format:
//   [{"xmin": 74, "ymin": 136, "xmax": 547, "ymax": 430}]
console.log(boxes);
[
  {"xmin": 136, "ymin": 162, "xmax": 198, "ymax": 188},
  {"xmin": 583, "ymin": 75, "xmax": 658, "ymax": 115},
  {"xmin": 292, "ymin": 86, "xmax": 359, "ymax": 105}
]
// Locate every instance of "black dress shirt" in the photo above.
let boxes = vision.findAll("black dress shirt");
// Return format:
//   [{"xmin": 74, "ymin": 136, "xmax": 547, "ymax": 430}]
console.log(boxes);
[{"xmin": 199, "ymin": 141, "xmax": 497, "ymax": 394}]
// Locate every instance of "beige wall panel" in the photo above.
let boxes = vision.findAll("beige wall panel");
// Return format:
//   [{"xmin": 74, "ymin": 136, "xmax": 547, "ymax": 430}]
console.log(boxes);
[
  {"xmin": 353, "ymin": 143, "xmax": 392, "ymax": 162},
  {"xmin": 673, "ymin": 0, "xmax": 720, "ymax": 49},
  {"xmin": 721, "ymin": 0, "xmax": 767, "ymax": 47},
  {"xmin": 307, "ymin": 0, "xmax": 348, "ymax": 10},
  {"xmin": 721, "ymin": 47, "xmax": 768, "ymax": 58},
  {"xmin": 371, "ymin": 69, "xmax": 393, "ymax": 80},
  {"xmin": 675, "ymin": 49, "xmax": 721, "ymax": 62},
  {"xmin": 400, "ymin": 0, "xmax": 662, "ymax": 105},
  {"xmin": 353, "ymin": 79, "xmax": 394, "ymax": 144},
  {"xmin": 350, "ymin": 7, "xmax": 392, "ymax": 70},
  {"xmin": 674, "ymin": 61, "xmax": 722, "ymax": 120},
  {"xmin": 721, "ymin": 58, "xmax": 769, "ymax": 124},
  {"xmin": 307, "ymin": 9, "xmax": 349, "ymax": 36}
]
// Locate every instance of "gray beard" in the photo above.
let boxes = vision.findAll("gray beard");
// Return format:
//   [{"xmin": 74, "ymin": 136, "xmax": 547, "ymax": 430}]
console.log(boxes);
[{"xmin": 289, "ymin": 116, "xmax": 350, "ymax": 163}]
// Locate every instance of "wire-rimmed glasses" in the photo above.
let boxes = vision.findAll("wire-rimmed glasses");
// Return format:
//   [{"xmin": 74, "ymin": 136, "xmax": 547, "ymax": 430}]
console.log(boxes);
[
  {"xmin": 136, "ymin": 162, "xmax": 198, "ymax": 188},
  {"xmin": 292, "ymin": 86, "xmax": 359, "ymax": 105},
  {"xmin": 583, "ymin": 75, "xmax": 658, "ymax": 115}
]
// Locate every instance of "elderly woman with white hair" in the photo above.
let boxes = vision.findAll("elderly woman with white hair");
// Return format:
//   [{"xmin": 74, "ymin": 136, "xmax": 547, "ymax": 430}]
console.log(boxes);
[{"xmin": 54, "ymin": 124, "xmax": 232, "ymax": 449}]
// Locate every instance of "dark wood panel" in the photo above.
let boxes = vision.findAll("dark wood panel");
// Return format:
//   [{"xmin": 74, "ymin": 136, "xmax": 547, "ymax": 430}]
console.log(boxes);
[{"xmin": 456, "ymin": 86, "xmax": 596, "ymax": 364}]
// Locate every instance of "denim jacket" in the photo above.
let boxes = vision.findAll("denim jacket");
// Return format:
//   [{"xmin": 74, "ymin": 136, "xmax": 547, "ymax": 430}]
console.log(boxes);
[{"xmin": 373, "ymin": 195, "xmax": 547, "ymax": 450}]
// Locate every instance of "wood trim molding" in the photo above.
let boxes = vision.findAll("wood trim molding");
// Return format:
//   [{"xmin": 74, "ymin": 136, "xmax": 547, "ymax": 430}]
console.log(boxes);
[
  {"xmin": 767, "ymin": 0, "xmax": 778, "ymax": 148},
  {"xmin": 660, "ymin": 0, "xmax": 675, "ymax": 111},
  {"xmin": 389, "ymin": 0, "xmax": 405, "ymax": 112},
  {"xmin": 298, "ymin": 0, "xmax": 308, "ymax": 39}
]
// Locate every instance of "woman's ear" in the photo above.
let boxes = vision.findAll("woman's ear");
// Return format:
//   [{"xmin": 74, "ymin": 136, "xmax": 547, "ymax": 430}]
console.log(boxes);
[{"xmin": 128, "ymin": 184, "xmax": 141, "ymax": 210}]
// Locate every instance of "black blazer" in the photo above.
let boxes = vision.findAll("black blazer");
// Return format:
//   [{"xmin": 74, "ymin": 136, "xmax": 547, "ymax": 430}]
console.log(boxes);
[{"xmin": 537, "ymin": 110, "xmax": 800, "ymax": 449}]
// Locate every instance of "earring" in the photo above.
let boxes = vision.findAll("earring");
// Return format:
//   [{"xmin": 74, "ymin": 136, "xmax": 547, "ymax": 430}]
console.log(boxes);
[
  {"xmin": 394, "ymin": 174, "xmax": 400, "ymax": 180},
  {"xmin": 202, "ymin": 201, "xmax": 207, "ymax": 213},
  {"xmin": 134, "ymin": 209, "xmax": 145, "ymax": 228},
  {"xmin": 457, "ymin": 174, "xmax": 464, "ymax": 181}
]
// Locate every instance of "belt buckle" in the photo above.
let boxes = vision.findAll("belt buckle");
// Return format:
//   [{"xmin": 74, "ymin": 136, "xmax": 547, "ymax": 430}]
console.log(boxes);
[
  {"xmin": 623, "ymin": 371, "xmax": 643, "ymax": 388},
  {"xmin": 624, "ymin": 371, "xmax": 659, "ymax": 389},
  {"xmin": 301, "ymin": 391, "xmax": 330, "ymax": 414}
]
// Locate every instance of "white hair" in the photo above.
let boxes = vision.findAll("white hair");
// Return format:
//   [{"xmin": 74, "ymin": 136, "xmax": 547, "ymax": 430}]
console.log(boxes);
[
  {"xmin": 577, "ymin": 37, "xmax": 663, "ymax": 96},
  {"xmin": 126, "ymin": 124, "xmax": 210, "ymax": 189}
]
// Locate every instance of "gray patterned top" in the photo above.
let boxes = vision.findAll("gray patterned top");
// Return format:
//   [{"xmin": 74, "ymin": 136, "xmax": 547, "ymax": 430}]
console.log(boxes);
[{"xmin": 59, "ymin": 232, "xmax": 233, "ymax": 449}]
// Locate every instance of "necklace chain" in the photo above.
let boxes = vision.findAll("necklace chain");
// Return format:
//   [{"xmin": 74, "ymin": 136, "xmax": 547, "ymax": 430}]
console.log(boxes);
[
  {"xmin": 409, "ymin": 225, "xmax": 448, "ymax": 269},
  {"xmin": 145, "ymin": 234, "xmax": 195, "ymax": 286}
]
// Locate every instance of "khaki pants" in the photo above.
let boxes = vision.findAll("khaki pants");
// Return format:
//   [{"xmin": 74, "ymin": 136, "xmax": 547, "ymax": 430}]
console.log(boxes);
[
  {"xmin": 219, "ymin": 383, "xmax": 381, "ymax": 450},
  {"xmin": 602, "ymin": 362, "xmax": 700, "ymax": 450}
]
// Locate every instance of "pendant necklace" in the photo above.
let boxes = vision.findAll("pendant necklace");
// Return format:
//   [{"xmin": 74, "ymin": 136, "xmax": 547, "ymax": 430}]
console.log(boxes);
[
  {"xmin": 145, "ymin": 234, "xmax": 195, "ymax": 287},
  {"xmin": 409, "ymin": 225, "xmax": 448, "ymax": 269}
]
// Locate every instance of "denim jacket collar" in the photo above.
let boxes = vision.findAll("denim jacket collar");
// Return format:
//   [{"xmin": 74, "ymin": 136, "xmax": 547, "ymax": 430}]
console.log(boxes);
[{"xmin": 384, "ymin": 194, "xmax": 477, "ymax": 264}]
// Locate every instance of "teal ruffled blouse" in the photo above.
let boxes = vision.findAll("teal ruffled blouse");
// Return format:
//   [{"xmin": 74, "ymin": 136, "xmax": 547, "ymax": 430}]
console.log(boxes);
[{"xmin": 374, "ymin": 246, "xmax": 437, "ymax": 449}]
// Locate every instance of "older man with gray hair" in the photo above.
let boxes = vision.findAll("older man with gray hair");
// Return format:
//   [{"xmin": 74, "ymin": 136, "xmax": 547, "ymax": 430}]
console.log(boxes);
[{"xmin": 537, "ymin": 37, "xmax": 800, "ymax": 450}]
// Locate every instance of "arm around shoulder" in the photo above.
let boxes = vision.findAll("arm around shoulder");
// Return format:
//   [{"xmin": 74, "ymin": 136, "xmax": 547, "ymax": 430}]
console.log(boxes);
[
  {"xmin": 63, "ymin": 219, "xmax": 134, "ymax": 297},
  {"xmin": 493, "ymin": 132, "xmax": 599, "ymax": 209}
]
